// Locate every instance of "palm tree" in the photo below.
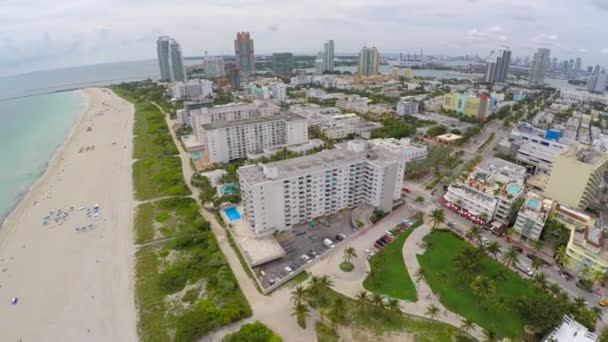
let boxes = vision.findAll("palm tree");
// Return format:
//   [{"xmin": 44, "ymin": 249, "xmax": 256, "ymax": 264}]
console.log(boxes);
[
  {"xmin": 343, "ymin": 246, "xmax": 357, "ymax": 263},
  {"xmin": 318, "ymin": 275, "xmax": 334, "ymax": 292},
  {"xmin": 387, "ymin": 298, "xmax": 400, "ymax": 313},
  {"xmin": 425, "ymin": 304, "xmax": 441, "ymax": 320},
  {"xmin": 554, "ymin": 246, "xmax": 568, "ymax": 266},
  {"xmin": 355, "ymin": 290, "xmax": 369, "ymax": 311},
  {"xmin": 493, "ymin": 270, "xmax": 507, "ymax": 283},
  {"xmin": 532, "ymin": 239, "xmax": 544, "ymax": 254},
  {"xmin": 592, "ymin": 270, "xmax": 606, "ymax": 285},
  {"xmin": 291, "ymin": 285, "xmax": 307, "ymax": 306},
  {"xmin": 371, "ymin": 293, "xmax": 385, "ymax": 309},
  {"xmin": 460, "ymin": 317, "xmax": 475, "ymax": 334},
  {"xmin": 531, "ymin": 257, "xmax": 543, "ymax": 272},
  {"xmin": 470, "ymin": 276, "xmax": 495, "ymax": 304},
  {"xmin": 483, "ymin": 328, "xmax": 497, "ymax": 342},
  {"xmin": 479, "ymin": 212, "xmax": 489, "ymax": 223},
  {"xmin": 466, "ymin": 225, "xmax": 482, "ymax": 245},
  {"xmin": 291, "ymin": 303, "xmax": 310, "ymax": 328},
  {"xmin": 502, "ymin": 246, "xmax": 519, "ymax": 268},
  {"xmin": 486, "ymin": 241, "xmax": 501, "ymax": 258},
  {"xmin": 532, "ymin": 272, "xmax": 549, "ymax": 290},
  {"xmin": 415, "ymin": 268, "xmax": 426, "ymax": 284},
  {"xmin": 430, "ymin": 208, "xmax": 446, "ymax": 229},
  {"xmin": 548, "ymin": 283, "xmax": 563, "ymax": 298}
]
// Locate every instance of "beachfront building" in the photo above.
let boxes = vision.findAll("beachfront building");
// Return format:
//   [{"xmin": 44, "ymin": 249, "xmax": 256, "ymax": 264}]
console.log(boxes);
[
  {"xmin": 444, "ymin": 158, "xmax": 526, "ymax": 224},
  {"xmin": 235, "ymin": 32, "xmax": 255, "ymax": 82},
  {"xmin": 368, "ymin": 138, "xmax": 427, "ymax": 162},
  {"xmin": 396, "ymin": 99, "xmax": 419, "ymax": 116},
  {"xmin": 357, "ymin": 46, "xmax": 380, "ymax": 76},
  {"xmin": 170, "ymin": 79, "xmax": 213, "ymax": 100},
  {"xmin": 238, "ymin": 140, "xmax": 406, "ymax": 235},
  {"xmin": 513, "ymin": 192, "xmax": 554, "ymax": 241},
  {"xmin": 442, "ymin": 93, "xmax": 492, "ymax": 120},
  {"xmin": 544, "ymin": 145, "xmax": 608, "ymax": 210},
  {"xmin": 201, "ymin": 113, "xmax": 308, "ymax": 164},
  {"xmin": 157, "ymin": 36, "xmax": 186, "ymax": 82},
  {"xmin": 542, "ymin": 315, "xmax": 598, "ymax": 342}
]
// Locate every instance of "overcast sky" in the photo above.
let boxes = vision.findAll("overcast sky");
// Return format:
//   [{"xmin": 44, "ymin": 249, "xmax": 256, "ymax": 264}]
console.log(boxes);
[{"xmin": 2, "ymin": 0, "xmax": 608, "ymax": 76}]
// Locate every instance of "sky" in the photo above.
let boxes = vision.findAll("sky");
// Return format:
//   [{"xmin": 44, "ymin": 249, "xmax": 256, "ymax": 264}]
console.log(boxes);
[{"xmin": 1, "ymin": 0, "xmax": 608, "ymax": 76}]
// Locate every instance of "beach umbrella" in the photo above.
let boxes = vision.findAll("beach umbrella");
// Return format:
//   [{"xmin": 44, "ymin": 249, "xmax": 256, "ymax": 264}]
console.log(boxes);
[{"xmin": 11, "ymin": 297, "xmax": 18, "ymax": 305}]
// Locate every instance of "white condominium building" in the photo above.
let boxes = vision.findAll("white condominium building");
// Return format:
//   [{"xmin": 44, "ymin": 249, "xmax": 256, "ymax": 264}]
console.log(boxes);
[
  {"xmin": 321, "ymin": 113, "xmax": 382, "ymax": 140},
  {"xmin": 170, "ymin": 79, "xmax": 214, "ymax": 100},
  {"xmin": 336, "ymin": 94, "xmax": 369, "ymax": 113},
  {"xmin": 445, "ymin": 158, "xmax": 526, "ymax": 224},
  {"xmin": 189, "ymin": 102, "xmax": 271, "ymax": 142},
  {"xmin": 513, "ymin": 192, "xmax": 554, "ymax": 241},
  {"xmin": 238, "ymin": 140, "xmax": 406, "ymax": 235},
  {"xmin": 396, "ymin": 99, "xmax": 419, "ymax": 116},
  {"xmin": 368, "ymin": 138, "xmax": 427, "ymax": 162},
  {"xmin": 202, "ymin": 113, "xmax": 308, "ymax": 164}
]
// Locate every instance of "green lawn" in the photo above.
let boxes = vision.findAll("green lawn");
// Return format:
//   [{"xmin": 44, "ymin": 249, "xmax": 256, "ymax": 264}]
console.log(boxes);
[
  {"xmin": 133, "ymin": 133, "xmax": 179, "ymax": 159},
  {"xmin": 132, "ymin": 157, "xmax": 191, "ymax": 201},
  {"xmin": 133, "ymin": 101, "xmax": 169, "ymax": 136},
  {"xmin": 417, "ymin": 231, "xmax": 541, "ymax": 338},
  {"xmin": 134, "ymin": 197, "xmax": 209, "ymax": 244},
  {"xmin": 362, "ymin": 219, "xmax": 421, "ymax": 301}
]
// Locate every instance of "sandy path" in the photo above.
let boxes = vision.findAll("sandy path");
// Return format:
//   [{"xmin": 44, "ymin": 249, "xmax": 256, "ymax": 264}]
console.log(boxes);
[{"xmin": 0, "ymin": 88, "xmax": 137, "ymax": 342}]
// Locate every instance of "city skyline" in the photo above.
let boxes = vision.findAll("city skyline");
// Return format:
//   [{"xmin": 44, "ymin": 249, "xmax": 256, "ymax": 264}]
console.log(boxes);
[{"xmin": 3, "ymin": 0, "xmax": 608, "ymax": 76}]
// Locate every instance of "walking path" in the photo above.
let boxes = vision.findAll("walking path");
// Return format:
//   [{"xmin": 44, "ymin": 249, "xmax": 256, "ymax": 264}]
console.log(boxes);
[{"xmin": 155, "ymin": 102, "xmax": 316, "ymax": 342}]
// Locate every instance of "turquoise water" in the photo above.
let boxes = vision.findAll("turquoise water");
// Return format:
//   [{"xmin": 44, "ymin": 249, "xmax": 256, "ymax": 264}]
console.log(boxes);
[
  {"xmin": 507, "ymin": 184, "xmax": 521, "ymax": 195},
  {"xmin": 0, "ymin": 92, "xmax": 86, "ymax": 221},
  {"xmin": 528, "ymin": 199, "xmax": 539, "ymax": 209},
  {"xmin": 192, "ymin": 152, "xmax": 201, "ymax": 160},
  {"xmin": 219, "ymin": 183, "xmax": 239, "ymax": 195},
  {"xmin": 223, "ymin": 207, "xmax": 241, "ymax": 221}
]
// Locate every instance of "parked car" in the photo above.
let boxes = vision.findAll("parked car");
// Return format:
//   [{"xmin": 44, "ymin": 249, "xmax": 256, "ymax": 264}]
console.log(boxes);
[
  {"xmin": 301, "ymin": 254, "xmax": 311, "ymax": 263},
  {"xmin": 335, "ymin": 234, "xmax": 344, "ymax": 242},
  {"xmin": 600, "ymin": 300, "xmax": 608, "ymax": 307},
  {"xmin": 385, "ymin": 230, "xmax": 394, "ymax": 237},
  {"xmin": 558, "ymin": 270, "xmax": 573, "ymax": 281},
  {"xmin": 376, "ymin": 239, "xmax": 387, "ymax": 247},
  {"xmin": 374, "ymin": 242, "xmax": 384, "ymax": 249},
  {"xmin": 323, "ymin": 238, "xmax": 335, "ymax": 248},
  {"xmin": 284, "ymin": 266, "xmax": 293, "ymax": 274},
  {"xmin": 307, "ymin": 250, "xmax": 319, "ymax": 259},
  {"xmin": 382, "ymin": 234, "xmax": 394, "ymax": 242},
  {"xmin": 379, "ymin": 237, "xmax": 389, "ymax": 244}
]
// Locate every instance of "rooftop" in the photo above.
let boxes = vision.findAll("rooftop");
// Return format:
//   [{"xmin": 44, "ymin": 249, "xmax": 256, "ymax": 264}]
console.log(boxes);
[
  {"xmin": 518, "ymin": 192, "xmax": 553, "ymax": 222},
  {"xmin": 543, "ymin": 315, "xmax": 598, "ymax": 342},
  {"xmin": 561, "ymin": 145, "xmax": 608, "ymax": 166},
  {"xmin": 238, "ymin": 141, "xmax": 403, "ymax": 184},
  {"xmin": 202, "ymin": 112, "xmax": 305, "ymax": 130}
]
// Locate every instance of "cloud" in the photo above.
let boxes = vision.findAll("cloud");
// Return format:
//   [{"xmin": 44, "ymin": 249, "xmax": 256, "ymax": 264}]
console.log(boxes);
[
  {"xmin": 530, "ymin": 33, "xmax": 560, "ymax": 47},
  {"xmin": 592, "ymin": 0, "xmax": 608, "ymax": 10},
  {"xmin": 465, "ymin": 26, "xmax": 508, "ymax": 43},
  {"xmin": 601, "ymin": 48, "xmax": 608, "ymax": 54},
  {"xmin": 267, "ymin": 24, "xmax": 278, "ymax": 32}
]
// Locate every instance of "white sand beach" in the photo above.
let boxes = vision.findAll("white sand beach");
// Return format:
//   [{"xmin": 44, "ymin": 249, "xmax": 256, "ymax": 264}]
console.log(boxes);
[{"xmin": 0, "ymin": 88, "xmax": 137, "ymax": 341}]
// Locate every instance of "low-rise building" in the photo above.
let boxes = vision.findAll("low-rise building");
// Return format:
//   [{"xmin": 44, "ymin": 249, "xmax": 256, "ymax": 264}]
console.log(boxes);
[
  {"xmin": 170, "ymin": 79, "xmax": 214, "ymax": 99},
  {"xmin": 436, "ymin": 133, "xmax": 462, "ymax": 145},
  {"xmin": 442, "ymin": 93, "xmax": 492, "ymax": 120},
  {"xmin": 238, "ymin": 140, "xmax": 406, "ymax": 235},
  {"xmin": 202, "ymin": 113, "xmax": 308, "ymax": 164},
  {"xmin": 336, "ymin": 94, "xmax": 369, "ymax": 113},
  {"xmin": 513, "ymin": 192, "xmax": 554, "ymax": 241},
  {"xmin": 396, "ymin": 99, "xmax": 419, "ymax": 116},
  {"xmin": 542, "ymin": 315, "xmax": 598, "ymax": 342},
  {"xmin": 545, "ymin": 145, "xmax": 608, "ymax": 210},
  {"xmin": 321, "ymin": 113, "xmax": 382, "ymax": 140},
  {"xmin": 368, "ymin": 138, "xmax": 427, "ymax": 162},
  {"xmin": 444, "ymin": 158, "xmax": 526, "ymax": 224}
]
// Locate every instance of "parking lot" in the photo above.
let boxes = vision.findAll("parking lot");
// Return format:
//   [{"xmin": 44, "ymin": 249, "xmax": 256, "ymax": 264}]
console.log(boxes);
[{"xmin": 253, "ymin": 209, "xmax": 358, "ymax": 289}]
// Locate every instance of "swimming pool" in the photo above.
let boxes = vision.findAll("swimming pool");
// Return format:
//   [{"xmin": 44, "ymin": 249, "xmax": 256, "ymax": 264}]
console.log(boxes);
[
  {"xmin": 192, "ymin": 152, "xmax": 201, "ymax": 160},
  {"xmin": 527, "ymin": 199, "xmax": 539, "ymax": 209},
  {"xmin": 506, "ymin": 184, "xmax": 521, "ymax": 195},
  {"xmin": 223, "ymin": 207, "xmax": 241, "ymax": 221}
]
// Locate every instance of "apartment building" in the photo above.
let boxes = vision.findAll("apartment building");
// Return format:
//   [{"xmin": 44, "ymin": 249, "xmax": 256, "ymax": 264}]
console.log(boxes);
[
  {"xmin": 238, "ymin": 140, "xmax": 406, "ymax": 235},
  {"xmin": 442, "ymin": 93, "xmax": 492, "ymax": 120},
  {"xmin": 513, "ymin": 192, "xmax": 554, "ymax": 241},
  {"xmin": 170, "ymin": 79, "xmax": 213, "ymax": 100},
  {"xmin": 202, "ymin": 113, "xmax": 308, "ymax": 163},
  {"xmin": 368, "ymin": 138, "xmax": 427, "ymax": 162},
  {"xmin": 336, "ymin": 94, "xmax": 369, "ymax": 113},
  {"xmin": 545, "ymin": 145, "xmax": 608, "ymax": 210},
  {"xmin": 542, "ymin": 315, "xmax": 598, "ymax": 342},
  {"xmin": 565, "ymin": 217, "xmax": 608, "ymax": 275},
  {"xmin": 396, "ymin": 99, "xmax": 419, "ymax": 116},
  {"xmin": 444, "ymin": 158, "xmax": 526, "ymax": 224},
  {"xmin": 321, "ymin": 113, "xmax": 382, "ymax": 140}
]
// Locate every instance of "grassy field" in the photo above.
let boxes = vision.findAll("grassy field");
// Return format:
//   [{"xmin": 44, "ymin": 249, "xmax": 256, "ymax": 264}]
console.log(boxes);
[
  {"xmin": 417, "ymin": 231, "xmax": 540, "ymax": 338},
  {"xmin": 133, "ymin": 101, "xmax": 170, "ymax": 136},
  {"xmin": 315, "ymin": 321, "xmax": 339, "ymax": 342},
  {"xmin": 134, "ymin": 197, "xmax": 208, "ymax": 244},
  {"xmin": 135, "ymin": 231, "xmax": 252, "ymax": 342},
  {"xmin": 132, "ymin": 157, "xmax": 191, "ymax": 201},
  {"xmin": 315, "ymin": 288, "xmax": 472, "ymax": 342},
  {"xmin": 362, "ymin": 220, "xmax": 420, "ymax": 301},
  {"xmin": 133, "ymin": 133, "xmax": 178, "ymax": 159}
]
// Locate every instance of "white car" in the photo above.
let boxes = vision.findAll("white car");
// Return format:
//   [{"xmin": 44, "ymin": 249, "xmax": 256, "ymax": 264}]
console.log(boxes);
[
  {"xmin": 284, "ymin": 266, "xmax": 293, "ymax": 273},
  {"xmin": 301, "ymin": 254, "xmax": 311, "ymax": 263}
]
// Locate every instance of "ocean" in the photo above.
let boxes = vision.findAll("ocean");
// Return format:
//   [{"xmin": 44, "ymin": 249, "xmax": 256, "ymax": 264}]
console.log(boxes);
[{"xmin": 0, "ymin": 60, "xmax": 160, "ymax": 222}]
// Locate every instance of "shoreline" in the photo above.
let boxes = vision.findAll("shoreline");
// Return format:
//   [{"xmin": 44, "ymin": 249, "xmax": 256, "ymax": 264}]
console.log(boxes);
[
  {"xmin": 0, "ymin": 87, "xmax": 137, "ymax": 341},
  {"xmin": 1, "ymin": 90, "xmax": 91, "ymax": 228}
]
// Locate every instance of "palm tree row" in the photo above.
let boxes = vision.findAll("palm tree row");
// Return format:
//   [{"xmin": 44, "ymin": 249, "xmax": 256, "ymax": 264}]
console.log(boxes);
[
  {"xmin": 290, "ymin": 275, "xmax": 335, "ymax": 329},
  {"xmin": 355, "ymin": 290, "xmax": 401, "ymax": 313}
]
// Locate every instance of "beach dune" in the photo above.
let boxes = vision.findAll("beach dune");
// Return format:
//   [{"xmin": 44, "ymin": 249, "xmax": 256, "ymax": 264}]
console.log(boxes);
[{"xmin": 0, "ymin": 88, "xmax": 137, "ymax": 342}]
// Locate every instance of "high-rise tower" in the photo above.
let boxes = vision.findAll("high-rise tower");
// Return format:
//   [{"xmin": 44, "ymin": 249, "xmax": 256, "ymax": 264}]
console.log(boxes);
[{"xmin": 234, "ymin": 32, "xmax": 255, "ymax": 82}]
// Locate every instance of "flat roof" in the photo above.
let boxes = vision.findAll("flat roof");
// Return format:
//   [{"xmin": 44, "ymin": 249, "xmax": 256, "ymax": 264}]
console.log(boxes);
[
  {"xmin": 238, "ymin": 142, "xmax": 403, "ymax": 184},
  {"xmin": 202, "ymin": 112, "xmax": 305, "ymax": 130}
]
